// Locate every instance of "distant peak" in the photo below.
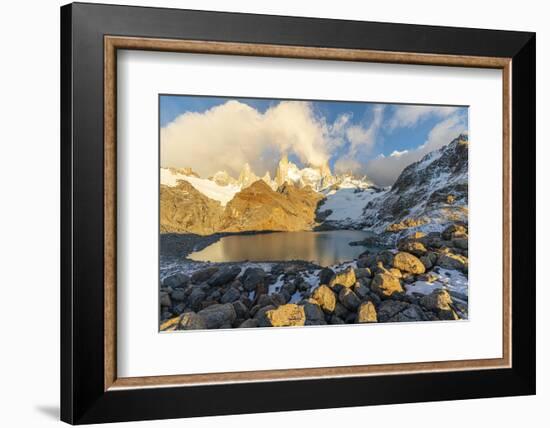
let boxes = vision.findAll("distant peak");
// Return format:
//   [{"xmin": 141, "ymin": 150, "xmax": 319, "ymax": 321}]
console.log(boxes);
[{"xmin": 279, "ymin": 153, "xmax": 289, "ymax": 164}]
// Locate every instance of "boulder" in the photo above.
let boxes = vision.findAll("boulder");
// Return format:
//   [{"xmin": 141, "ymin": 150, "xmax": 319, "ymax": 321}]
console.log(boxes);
[
  {"xmin": 200, "ymin": 300, "xmax": 218, "ymax": 310},
  {"xmin": 220, "ymin": 287, "xmax": 241, "ymax": 304},
  {"xmin": 452, "ymin": 238, "xmax": 468, "ymax": 250},
  {"xmin": 328, "ymin": 267, "xmax": 356, "ymax": 288},
  {"xmin": 295, "ymin": 278, "xmax": 310, "ymax": 292},
  {"xmin": 197, "ymin": 303, "xmax": 237, "ymax": 329},
  {"xmin": 160, "ymin": 291, "xmax": 171, "ymax": 307},
  {"xmin": 371, "ymin": 273, "xmax": 404, "ymax": 298},
  {"xmin": 377, "ymin": 251, "xmax": 395, "ymax": 267},
  {"xmin": 179, "ymin": 312, "xmax": 207, "ymax": 330},
  {"xmin": 397, "ymin": 240, "xmax": 428, "ymax": 257},
  {"xmin": 420, "ymin": 252, "xmax": 438, "ymax": 270},
  {"xmin": 437, "ymin": 252, "xmax": 468, "ymax": 272},
  {"xmin": 161, "ymin": 311, "xmax": 173, "ymax": 321},
  {"xmin": 356, "ymin": 301, "xmax": 377, "ymax": 323},
  {"xmin": 271, "ymin": 292, "xmax": 288, "ymax": 306},
  {"xmin": 338, "ymin": 288, "xmax": 361, "ymax": 310},
  {"xmin": 388, "ymin": 268, "xmax": 403, "ymax": 278},
  {"xmin": 420, "ymin": 289, "xmax": 453, "ymax": 311},
  {"xmin": 303, "ymin": 302, "xmax": 326, "ymax": 323},
  {"xmin": 329, "ymin": 315, "xmax": 345, "ymax": 325},
  {"xmin": 208, "ymin": 266, "xmax": 241, "ymax": 287},
  {"xmin": 253, "ymin": 305, "xmax": 276, "ymax": 325},
  {"xmin": 442, "ymin": 223, "xmax": 468, "ymax": 240},
  {"xmin": 318, "ymin": 267, "xmax": 335, "ymax": 285},
  {"xmin": 162, "ymin": 272, "xmax": 189, "ymax": 288},
  {"xmin": 423, "ymin": 232, "xmax": 444, "ymax": 248},
  {"xmin": 408, "ymin": 231, "xmax": 427, "ymax": 240},
  {"xmin": 232, "ymin": 300, "xmax": 249, "ymax": 319},
  {"xmin": 356, "ymin": 255, "xmax": 374, "ymax": 269},
  {"xmin": 278, "ymin": 290, "xmax": 291, "ymax": 304},
  {"xmin": 377, "ymin": 300, "xmax": 410, "ymax": 322},
  {"xmin": 438, "ymin": 308, "xmax": 460, "ymax": 320},
  {"xmin": 170, "ymin": 288, "xmax": 187, "ymax": 302},
  {"xmin": 187, "ymin": 287, "xmax": 207, "ymax": 311},
  {"xmin": 190, "ymin": 266, "xmax": 219, "ymax": 284},
  {"xmin": 354, "ymin": 268, "xmax": 372, "ymax": 279},
  {"xmin": 387, "ymin": 303, "xmax": 428, "ymax": 322},
  {"xmin": 160, "ymin": 316, "xmax": 181, "ymax": 331},
  {"xmin": 368, "ymin": 292, "xmax": 382, "ymax": 306},
  {"xmin": 281, "ymin": 281, "xmax": 297, "ymax": 296},
  {"xmin": 238, "ymin": 318, "xmax": 259, "ymax": 328},
  {"xmin": 256, "ymin": 294, "xmax": 274, "ymax": 308},
  {"xmin": 353, "ymin": 284, "xmax": 370, "ymax": 300},
  {"xmin": 359, "ymin": 276, "xmax": 372, "ymax": 288},
  {"xmin": 334, "ymin": 302, "xmax": 349, "ymax": 319},
  {"xmin": 311, "ymin": 285, "xmax": 336, "ymax": 313},
  {"xmin": 172, "ymin": 303, "xmax": 185, "ymax": 315},
  {"xmin": 242, "ymin": 267, "xmax": 266, "ymax": 291},
  {"xmin": 393, "ymin": 252, "xmax": 426, "ymax": 274},
  {"xmin": 264, "ymin": 304, "xmax": 305, "ymax": 327}
]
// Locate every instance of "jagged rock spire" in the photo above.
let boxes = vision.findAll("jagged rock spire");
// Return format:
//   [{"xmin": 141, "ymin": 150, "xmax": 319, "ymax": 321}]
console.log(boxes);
[{"xmin": 237, "ymin": 163, "xmax": 259, "ymax": 188}]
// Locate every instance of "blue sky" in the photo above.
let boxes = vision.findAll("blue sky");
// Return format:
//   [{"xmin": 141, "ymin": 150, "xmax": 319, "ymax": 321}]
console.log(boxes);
[{"xmin": 160, "ymin": 95, "xmax": 468, "ymax": 186}]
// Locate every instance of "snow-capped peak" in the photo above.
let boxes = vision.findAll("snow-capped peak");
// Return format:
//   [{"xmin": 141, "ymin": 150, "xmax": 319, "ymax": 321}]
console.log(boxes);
[
  {"xmin": 237, "ymin": 163, "xmax": 259, "ymax": 188},
  {"xmin": 274, "ymin": 155, "xmax": 339, "ymax": 191},
  {"xmin": 210, "ymin": 170, "xmax": 238, "ymax": 186}
]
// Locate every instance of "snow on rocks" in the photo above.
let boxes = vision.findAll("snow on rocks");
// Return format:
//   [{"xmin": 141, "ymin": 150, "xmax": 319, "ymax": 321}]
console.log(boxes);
[{"xmin": 161, "ymin": 168, "xmax": 240, "ymax": 206}]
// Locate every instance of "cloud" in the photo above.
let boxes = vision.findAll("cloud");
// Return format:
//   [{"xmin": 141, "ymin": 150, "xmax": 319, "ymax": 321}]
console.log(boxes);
[
  {"xmin": 333, "ymin": 158, "xmax": 362, "ymax": 175},
  {"xmin": 161, "ymin": 100, "xmax": 341, "ymax": 177},
  {"xmin": 387, "ymin": 105, "xmax": 460, "ymax": 130},
  {"xmin": 161, "ymin": 100, "xmax": 379, "ymax": 179},
  {"xmin": 364, "ymin": 114, "xmax": 466, "ymax": 186},
  {"xmin": 334, "ymin": 106, "xmax": 385, "ymax": 175},
  {"xmin": 161, "ymin": 99, "xmax": 465, "ymax": 187}
]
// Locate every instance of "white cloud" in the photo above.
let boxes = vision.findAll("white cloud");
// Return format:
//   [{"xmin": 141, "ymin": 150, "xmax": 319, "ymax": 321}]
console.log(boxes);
[
  {"xmin": 333, "ymin": 158, "xmax": 362, "ymax": 175},
  {"xmin": 161, "ymin": 100, "xmax": 340, "ymax": 178},
  {"xmin": 364, "ymin": 114, "xmax": 466, "ymax": 186},
  {"xmin": 161, "ymin": 100, "xmax": 465, "ymax": 187},
  {"xmin": 390, "ymin": 149, "xmax": 408, "ymax": 157},
  {"xmin": 346, "ymin": 105, "xmax": 384, "ymax": 155},
  {"xmin": 387, "ymin": 105, "xmax": 460, "ymax": 130},
  {"xmin": 334, "ymin": 106, "xmax": 385, "ymax": 175}
]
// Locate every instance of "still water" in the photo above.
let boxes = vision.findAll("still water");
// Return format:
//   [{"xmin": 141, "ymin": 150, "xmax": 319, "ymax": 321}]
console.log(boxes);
[{"xmin": 188, "ymin": 230, "xmax": 373, "ymax": 266}]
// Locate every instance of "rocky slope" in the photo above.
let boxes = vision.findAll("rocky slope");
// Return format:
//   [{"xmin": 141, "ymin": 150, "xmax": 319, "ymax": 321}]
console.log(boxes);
[
  {"xmin": 160, "ymin": 181, "xmax": 224, "ymax": 235},
  {"xmin": 361, "ymin": 134, "xmax": 468, "ymax": 237},
  {"xmin": 161, "ymin": 178, "xmax": 324, "ymax": 235},
  {"xmin": 222, "ymin": 180, "xmax": 324, "ymax": 232}
]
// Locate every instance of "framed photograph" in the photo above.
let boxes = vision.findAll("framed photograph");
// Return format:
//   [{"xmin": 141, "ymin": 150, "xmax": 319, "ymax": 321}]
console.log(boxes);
[{"xmin": 61, "ymin": 2, "xmax": 535, "ymax": 424}]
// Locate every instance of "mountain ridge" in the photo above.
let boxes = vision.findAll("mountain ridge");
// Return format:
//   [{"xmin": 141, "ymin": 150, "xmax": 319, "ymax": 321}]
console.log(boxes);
[{"xmin": 160, "ymin": 134, "xmax": 468, "ymax": 236}]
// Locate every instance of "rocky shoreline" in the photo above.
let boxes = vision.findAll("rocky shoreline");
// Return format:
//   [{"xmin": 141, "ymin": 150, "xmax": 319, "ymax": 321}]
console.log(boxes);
[{"xmin": 159, "ymin": 222, "xmax": 469, "ymax": 330}]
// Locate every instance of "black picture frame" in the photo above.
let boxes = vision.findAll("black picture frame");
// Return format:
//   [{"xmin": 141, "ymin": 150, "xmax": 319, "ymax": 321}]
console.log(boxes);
[{"xmin": 61, "ymin": 2, "xmax": 535, "ymax": 424}]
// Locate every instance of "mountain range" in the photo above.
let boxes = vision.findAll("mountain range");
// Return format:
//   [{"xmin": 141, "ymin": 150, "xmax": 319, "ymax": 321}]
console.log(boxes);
[{"xmin": 160, "ymin": 133, "xmax": 468, "ymax": 236}]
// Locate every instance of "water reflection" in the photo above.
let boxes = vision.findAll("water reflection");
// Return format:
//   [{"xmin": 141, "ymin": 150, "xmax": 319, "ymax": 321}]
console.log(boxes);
[{"xmin": 188, "ymin": 230, "xmax": 373, "ymax": 266}]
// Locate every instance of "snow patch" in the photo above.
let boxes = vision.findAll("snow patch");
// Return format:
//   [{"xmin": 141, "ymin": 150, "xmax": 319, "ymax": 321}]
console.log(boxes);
[
  {"xmin": 405, "ymin": 281, "xmax": 444, "ymax": 296},
  {"xmin": 161, "ymin": 168, "xmax": 241, "ymax": 206},
  {"xmin": 268, "ymin": 275, "xmax": 285, "ymax": 295},
  {"xmin": 322, "ymin": 188, "xmax": 382, "ymax": 221}
]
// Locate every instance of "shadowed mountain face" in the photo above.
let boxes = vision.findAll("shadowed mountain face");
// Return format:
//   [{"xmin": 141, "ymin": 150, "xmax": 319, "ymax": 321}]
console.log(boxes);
[{"xmin": 362, "ymin": 134, "xmax": 469, "ymax": 232}]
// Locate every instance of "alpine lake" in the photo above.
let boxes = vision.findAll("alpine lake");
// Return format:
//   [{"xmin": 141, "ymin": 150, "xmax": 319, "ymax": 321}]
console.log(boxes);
[{"xmin": 187, "ymin": 230, "xmax": 377, "ymax": 267}]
